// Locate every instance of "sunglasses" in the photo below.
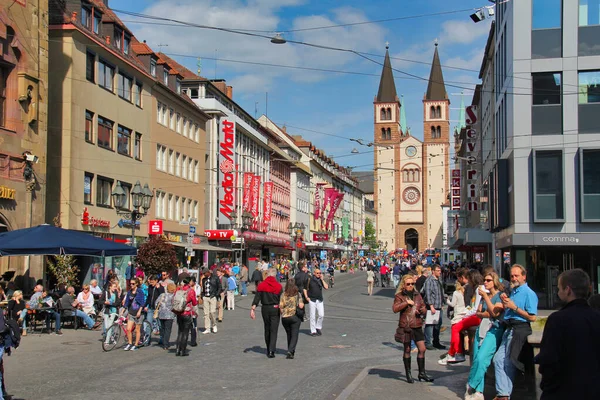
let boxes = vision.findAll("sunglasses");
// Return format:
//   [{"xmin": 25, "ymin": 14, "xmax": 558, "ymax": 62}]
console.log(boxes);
[
  {"xmin": 484, "ymin": 279, "xmax": 494, "ymax": 282},
  {"xmin": 405, "ymin": 283, "xmax": 415, "ymax": 286}
]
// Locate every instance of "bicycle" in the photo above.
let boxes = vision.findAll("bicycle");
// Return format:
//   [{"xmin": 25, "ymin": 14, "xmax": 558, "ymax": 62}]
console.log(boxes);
[
  {"xmin": 328, "ymin": 273, "xmax": 334, "ymax": 288},
  {"xmin": 102, "ymin": 314, "xmax": 152, "ymax": 352}
]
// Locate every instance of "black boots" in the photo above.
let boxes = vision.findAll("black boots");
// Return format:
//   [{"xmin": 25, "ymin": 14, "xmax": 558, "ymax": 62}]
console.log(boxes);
[
  {"xmin": 417, "ymin": 357, "xmax": 434, "ymax": 382},
  {"xmin": 403, "ymin": 357, "xmax": 414, "ymax": 383},
  {"xmin": 286, "ymin": 351, "xmax": 295, "ymax": 359}
]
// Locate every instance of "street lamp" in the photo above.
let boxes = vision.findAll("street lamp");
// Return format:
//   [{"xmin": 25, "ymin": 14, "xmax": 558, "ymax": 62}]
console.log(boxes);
[
  {"xmin": 112, "ymin": 180, "xmax": 153, "ymax": 247},
  {"xmin": 289, "ymin": 222, "xmax": 306, "ymax": 240}
]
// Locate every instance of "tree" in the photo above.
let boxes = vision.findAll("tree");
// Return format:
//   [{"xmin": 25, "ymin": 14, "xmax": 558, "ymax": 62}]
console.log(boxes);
[
  {"xmin": 47, "ymin": 214, "xmax": 80, "ymax": 288},
  {"xmin": 136, "ymin": 235, "xmax": 177, "ymax": 277},
  {"xmin": 364, "ymin": 217, "xmax": 377, "ymax": 250}
]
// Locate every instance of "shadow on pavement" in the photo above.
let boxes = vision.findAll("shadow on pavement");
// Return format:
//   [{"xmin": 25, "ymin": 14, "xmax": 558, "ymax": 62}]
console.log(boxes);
[
  {"xmin": 373, "ymin": 288, "xmax": 396, "ymax": 299},
  {"xmin": 368, "ymin": 368, "xmax": 401, "ymax": 380},
  {"xmin": 242, "ymin": 345, "xmax": 288, "ymax": 355}
]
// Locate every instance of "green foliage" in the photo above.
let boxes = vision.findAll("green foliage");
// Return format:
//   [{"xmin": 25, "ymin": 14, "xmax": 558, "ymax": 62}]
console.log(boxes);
[
  {"xmin": 364, "ymin": 217, "xmax": 377, "ymax": 249},
  {"xmin": 47, "ymin": 214, "xmax": 79, "ymax": 287},
  {"xmin": 136, "ymin": 235, "xmax": 177, "ymax": 277}
]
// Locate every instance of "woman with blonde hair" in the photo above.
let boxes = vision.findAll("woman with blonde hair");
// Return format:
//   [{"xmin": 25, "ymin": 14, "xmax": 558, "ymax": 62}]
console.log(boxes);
[
  {"xmin": 366, "ymin": 267, "xmax": 375, "ymax": 296},
  {"xmin": 393, "ymin": 274, "xmax": 434, "ymax": 383},
  {"xmin": 156, "ymin": 282, "xmax": 177, "ymax": 350},
  {"xmin": 438, "ymin": 281, "xmax": 468, "ymax": 365},
  {"xmin": 465, "ymin": 271, "xmax": 505, "ymax": 400}
]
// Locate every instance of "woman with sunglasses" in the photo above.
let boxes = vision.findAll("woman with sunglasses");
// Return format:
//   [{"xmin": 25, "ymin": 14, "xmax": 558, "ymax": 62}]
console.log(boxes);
[
  {"xmin": 393, "ymin": 274, "xmax": 434, "ymax": 383},
  {"xmin": 122, "ymin": 278, "xmax": 145, "ymax": 351},
  {"xmin": 465, "ymin": 272, "xmax": 505, "ymax": 400}
]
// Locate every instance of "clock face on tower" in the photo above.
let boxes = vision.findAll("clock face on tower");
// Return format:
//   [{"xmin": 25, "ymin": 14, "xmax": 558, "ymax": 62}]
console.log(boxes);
[
  {"xmin": 405, "ymin": 146, "xmax": 417, "ymax": 158},
  {"xmin": 403, "ymin": 187, "xmax": 421, "ymax": 205}
]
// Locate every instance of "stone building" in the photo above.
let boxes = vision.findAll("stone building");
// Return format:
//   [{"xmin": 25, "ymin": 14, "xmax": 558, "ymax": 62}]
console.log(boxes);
[
  {"xmin": 373, "ymin": 45, "xmax": 450, "ymax": 252},
  {"xmin": 0, "ymin": 0, "xmax": 49, "ymax": 286}
]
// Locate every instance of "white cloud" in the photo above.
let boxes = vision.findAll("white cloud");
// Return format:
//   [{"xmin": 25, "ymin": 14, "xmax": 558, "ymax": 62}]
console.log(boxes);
[{"xmin": 438, "ymin": 19, "xmax": 492, "ymax": 45}]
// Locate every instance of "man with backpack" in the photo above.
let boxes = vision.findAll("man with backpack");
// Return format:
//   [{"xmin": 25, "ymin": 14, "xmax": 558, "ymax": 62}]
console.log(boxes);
[{"xmin": 172, "ymin": 277, "xmax": 198, "ymax": 357}]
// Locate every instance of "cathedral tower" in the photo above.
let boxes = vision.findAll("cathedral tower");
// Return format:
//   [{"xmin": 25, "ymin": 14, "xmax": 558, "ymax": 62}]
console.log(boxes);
[
  {"xmin": 373, "ymin": 46, "xmax": 401, "ymax": 252},
  {"xmin": 423, "ymin": 43, "xmax": 450, "ymax": 249}
]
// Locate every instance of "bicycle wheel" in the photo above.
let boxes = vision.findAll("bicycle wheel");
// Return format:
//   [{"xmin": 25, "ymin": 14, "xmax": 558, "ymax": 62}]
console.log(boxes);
[
  {"xmin": 140, "ymin": 320, "xmax": 152, "ymax": 347},
  {"xmin": 102, "ymin": 323, "xmax": 121, "ymax": 352}
]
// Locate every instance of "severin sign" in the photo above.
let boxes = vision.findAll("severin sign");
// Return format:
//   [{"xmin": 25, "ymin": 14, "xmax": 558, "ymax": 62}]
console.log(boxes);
[{"xmin": 218, "ymin": 119, "xmax": 236, "ymax": 224}]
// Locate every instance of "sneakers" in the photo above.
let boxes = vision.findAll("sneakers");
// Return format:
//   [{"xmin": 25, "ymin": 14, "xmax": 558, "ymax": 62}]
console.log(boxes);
[
  {"xmin": 438, "ymin": 355, "xmax": 452, "ymax": 365},
  {"xmin": 454, "ymin": 353, "xmax": 466, "ymax": 363},
  {"xmin": 316, "ymin": 329, "xmax": 322, "ymax": 336},
  {"xmin": 212, "ymin": 325, "xmax": 218, "ymax": 333},
  {"xmin": 123, "ymin": 344, "xmax": 132, "ymax": 351},
  {"xmin": 202, "ymin": 329, "xmax": 211, "ymax": 335},
  {"xmin": 129, "ymin": 345, "xmax": 138, "ymax": 351},
  {"xmin": 55, "ymin": 330, "xmax": 63, "ymax": 336}
]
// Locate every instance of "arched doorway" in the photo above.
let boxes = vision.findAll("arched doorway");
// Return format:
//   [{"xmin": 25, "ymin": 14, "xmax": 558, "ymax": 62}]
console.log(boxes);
[{"xmin": 405, "ymin": 229, "xmax": 419, "ymax": 252}]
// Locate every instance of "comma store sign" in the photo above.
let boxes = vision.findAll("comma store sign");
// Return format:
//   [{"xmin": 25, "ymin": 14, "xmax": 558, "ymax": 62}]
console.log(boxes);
[{"xmin": 219, "ymin": 119, "xmax": 236, "ymax": 225}]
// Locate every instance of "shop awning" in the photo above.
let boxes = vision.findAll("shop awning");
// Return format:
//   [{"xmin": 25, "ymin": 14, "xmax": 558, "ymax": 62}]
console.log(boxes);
[
  {"xmin": 170, "ymin": 242, "xmax": 232, "ymax": 252},
  {"xmin": 242, "ymin": 231, "xmax": 291, "ymax": 247}
]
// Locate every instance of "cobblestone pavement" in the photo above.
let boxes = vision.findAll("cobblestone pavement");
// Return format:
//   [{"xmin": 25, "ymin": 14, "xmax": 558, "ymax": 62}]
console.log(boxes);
[{"xmin": 4, "ymin": 272, "xmax": 464, "ymax": 400}]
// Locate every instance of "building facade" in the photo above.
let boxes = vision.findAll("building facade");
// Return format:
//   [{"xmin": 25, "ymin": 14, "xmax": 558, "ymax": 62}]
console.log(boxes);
[
  {"xmin": 489, "ymin": 0, "xmax": 600, "ymax": 307},
  {"xmin": 373, "ymin": 46, "xmax": 450, "ymax": 253},
  {"xmin": 0, "ymin": 0, "xmax": 49, "ymax": 285}
]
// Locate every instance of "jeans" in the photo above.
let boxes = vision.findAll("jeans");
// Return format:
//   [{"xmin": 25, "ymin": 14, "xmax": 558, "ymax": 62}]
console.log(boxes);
[
  {"xmin": 424, "ymin": 309, "xmax": 443, "ymax": 346},
  {"xmin": 76, "ymin": 309, "xmax": 95, "ymax": 329},
  {"xmin": 282, "ymin": 315, "xmax": 301, "ymax": 353},
  {"xmin": 45, "ymin": 311, "xmax": 61, "ymax": 332},
  {"xmin": 493, "ymin": 328, "xmax": 517, "ymax": 397},
  {"xmin": 190, "ymin": 317, "xmax": 197, "ymax": 345},
  {"xmin": 449, "ymin": 315, "xmax": 481, "ymax": 356},
  {"xmin": 392, "ymin": 275, "xmax": 400, "ymax": 288},
  {"xmin": 227, "ymin": 290, "xmax": 235, "ymax": 310},
  {"xmin": 203, "ymin": 296, "xmax": 217, "ymax": 331},
  {"xmin": 146, "ymin": 308, "xmax": 158, "ymax": 333},
  {"xmin": 176, "ymin": 314, "xmax": 192, "ymax": 353},
  {"xmin": 159, "ymin": 319, "xmax": 174, "ymax": 348},
  {"xmin": 261, "ymin": 305, "xmax": 280, "ymax": 353},
  {"xmin": 240, "ymin": 281, "xmax": 248, "ymax": 296},
  {"xmin": 308, "ymin": 300, "xmax": 324, "ymax": 333},
  {"xmin": 19, "ymin": 309, "xmax": 27, "ymax": 330},
  {"xmin": 468, "ymin": 325, "xmax": 505, "ymax": 393},
  {"xmin": 103, "ymin": 312, "xmax": 117, "ymax": 334}
]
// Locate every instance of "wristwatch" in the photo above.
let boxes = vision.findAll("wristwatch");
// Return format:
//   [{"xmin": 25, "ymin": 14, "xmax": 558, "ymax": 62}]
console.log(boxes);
[{"xmin": 514, "ymin": 306, "xmax": 519, "ymax": 312}]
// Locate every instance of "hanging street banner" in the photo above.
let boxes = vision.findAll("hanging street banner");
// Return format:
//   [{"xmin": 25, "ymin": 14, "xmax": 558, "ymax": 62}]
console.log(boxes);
[
  {"xmin": 314, "ymin": 183, "xmax": 325, "ymax": 220},
  {"xmin": 263, "ymin": 181, "xmax": 273, "ymax": 232},
  {"xmin": 242, "ymin": 172, "xmax": 253, "ymax": 212},
  {"xmin": 218, "ymin": 119, "xmax": 236, "ymax": 224},
  {"xmin": 326, "ymin": 191, "xmax": 344, "ymax": 231}
]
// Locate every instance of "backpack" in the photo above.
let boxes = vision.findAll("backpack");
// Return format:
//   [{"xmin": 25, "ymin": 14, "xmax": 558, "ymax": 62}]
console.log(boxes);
[
  {"xmin": 171, "ymin": 289, "xmax": 189, "ymax": 313},
  {"xmin": 1, "ymin": 311, "xmax": 20, "ymax": 350}
]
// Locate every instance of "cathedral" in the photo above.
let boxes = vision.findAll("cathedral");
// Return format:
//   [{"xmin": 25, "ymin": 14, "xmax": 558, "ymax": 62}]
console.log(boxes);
[{"xmin": 373, "ymin": 44, "xmax": 450, "ymax": 252}]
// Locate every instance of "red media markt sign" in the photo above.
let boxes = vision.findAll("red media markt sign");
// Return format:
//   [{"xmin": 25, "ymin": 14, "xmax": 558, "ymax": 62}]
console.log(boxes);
[
  {"xmin": 205, "ymin": 230, "xmax": 238, "ymax": 240},
  {"xmin": 148, "ymin": 220, "xmax": 163, "ymax": 235}
]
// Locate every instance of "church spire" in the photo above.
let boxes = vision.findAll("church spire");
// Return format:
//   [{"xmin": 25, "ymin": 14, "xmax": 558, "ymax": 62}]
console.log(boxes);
[
  {"xmin": 400, "ymin": 95, "xmax": 408, "ymax": 134},
  {"xmin": 425, "ymin": 42, "xmax": 448, "ymax": 101},
  {"xmin": 376, "ymin": 44, "xmax": 398, "ymax": 102}
]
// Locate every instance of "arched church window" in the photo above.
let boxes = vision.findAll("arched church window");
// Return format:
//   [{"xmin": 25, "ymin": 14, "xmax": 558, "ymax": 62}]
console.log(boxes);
[
  {"xmin": 386, "ymin": 107, "xmax": 392, "ymax": 120},
  {"xmin": 431, "ymin": 126, "xmax": 436, "ymax": 139},
  {"xmin": 381, "ymin": 128, "xmax": 386, "ymax": 140},
  {"xmin": 386, "ymin": 128, "xmax": 391, "ymax": 139},
  {"xmin": 436, "ymin": 126, "xmax": 441, "ymax": 138},
  {"xmin": 380, "ymin": 108, "xmax": 386, "ymax": 120},
  {"xmin": 430, "ymin": 106, "xmax": 435, "ymax": 119},
  {"xmin": 403, "ymin": 170, "xmax": 408, "ymax": 182},
  {"xmin": 436, "ymin": 105, "xmax": 442, "ymax": 118},
  {"xmin": 415, "ymin": 170, "xmax": 420, "ymax": 181}
]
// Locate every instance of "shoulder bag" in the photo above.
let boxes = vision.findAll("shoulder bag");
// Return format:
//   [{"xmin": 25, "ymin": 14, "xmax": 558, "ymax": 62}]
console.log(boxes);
[{"xmin": 295, "ymin": 294, "xmax": 305, "ymax": 320}]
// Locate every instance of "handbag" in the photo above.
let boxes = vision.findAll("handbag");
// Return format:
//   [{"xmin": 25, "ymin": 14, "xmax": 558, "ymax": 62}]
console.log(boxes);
[{"xmin": 295, "ymin": 294, "xmax": 305, "ymax": 319}]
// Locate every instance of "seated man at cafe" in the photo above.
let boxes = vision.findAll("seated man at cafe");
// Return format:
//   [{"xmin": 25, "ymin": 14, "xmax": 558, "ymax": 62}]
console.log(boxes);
[
  {"xmin": 60, "ymin": 287, "xmax": 101, "ymax": 330},
  {"xmin": 89, "ymin": 279, "xmax": 103, "ymax": 296},
  {"xmin": 31, "ymin": 289, "xmax": 62, "ymax": 335}
]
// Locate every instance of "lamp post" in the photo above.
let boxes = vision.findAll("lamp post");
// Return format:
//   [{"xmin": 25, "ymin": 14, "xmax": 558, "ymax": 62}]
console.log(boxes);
[
  {"xmin": 229, "ymin": 209, "xmax": 253, "ymax": 263},
  {"xmin": 289, "ymin": 222, "xmax": 306, "ymax": 262},
  {"xmin": 112, "ymin": 180, "xmax": 153, "ymax": 247}
]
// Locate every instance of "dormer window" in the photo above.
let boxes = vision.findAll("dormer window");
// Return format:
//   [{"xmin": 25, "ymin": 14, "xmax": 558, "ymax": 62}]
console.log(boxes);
[
  {"xmin": 114, "ymin": 28, "xmax": 122, "ymax": 50},
  {"xmin": 176, "ymin": 78, "xmax": 181, "ymax": 94},
  {"xmin": 123, "ymin": 35, "xmax": 131, "ymax": 54},
  {"xmin": 93, "ymin": 12, "xmax": 101, "ymax": 34},
  {"xmin": 81, "ymin": 6, "xmax": 92, "ymax": 29},
  {"xmin": 163, "ymin": 69, "xmax": 169, "ymax": 85},
  {"xmin": 150, "ymin": 59, "xmax": 156, "ymax": 77}
]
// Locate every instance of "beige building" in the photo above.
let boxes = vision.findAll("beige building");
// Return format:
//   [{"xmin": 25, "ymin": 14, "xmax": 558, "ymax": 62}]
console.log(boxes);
[
  {"xmin": 373, "ymin": 45, "xmax": 450, "ymax": 252},
  {"xmin": 47, "ymin": 0, "xmax": 208, "ymax": 281},
  {"xmin": 0, "ymin": 0, "xmax": 49, "ymax": 286}
]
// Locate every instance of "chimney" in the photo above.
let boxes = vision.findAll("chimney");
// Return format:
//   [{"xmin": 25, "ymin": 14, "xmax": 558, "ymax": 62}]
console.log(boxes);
[
  {"xmin": 226, "ymin": 86, "xmax": 233, "ymax": 99},
  {"xmin": 105, "ymin": 36, "xmax": 111, "ymax": 45}
]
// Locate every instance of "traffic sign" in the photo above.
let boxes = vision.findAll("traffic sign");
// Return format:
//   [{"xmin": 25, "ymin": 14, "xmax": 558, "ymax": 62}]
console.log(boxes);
[
  {"xmin": 189, "ymin": 226, "xmax": 196, "ymax": 234},
  {"xmin": 189, "ymin": 218, "xmax": 198, "ymax": 224},
  {"xmin": 179, "ymin": 219, "xmax": 190, "ymax": 226}
]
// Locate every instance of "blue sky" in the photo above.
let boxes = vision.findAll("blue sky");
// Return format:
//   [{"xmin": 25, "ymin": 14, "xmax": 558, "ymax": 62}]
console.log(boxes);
[{"xmin": 115, "ymin": 0, "xmax": 493, "ymax": 170}]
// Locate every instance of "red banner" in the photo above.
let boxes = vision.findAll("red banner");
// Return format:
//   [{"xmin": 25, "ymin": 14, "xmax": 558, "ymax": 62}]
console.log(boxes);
[
  {"xmin": 326, "ymin": 192, "xmax": 344, "ymax": 230},
  {"xmin": 263, "ymin": 182, "xmax": 273, "ymax": 232},
  {"xmin": 250, "ymin": 175, "xmax": 261, "ymax": 217},
  {"xmin": 314, "ymin": 183, "xmax": 325, "ymax": 220},
  {"xmin": 242, "ymin": 173, "xmax": 253, "ymax": 212}
]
